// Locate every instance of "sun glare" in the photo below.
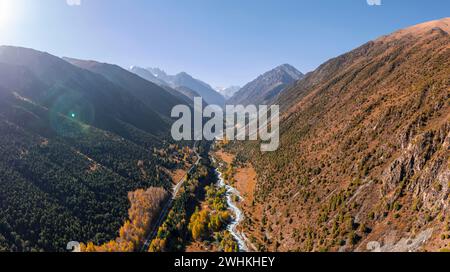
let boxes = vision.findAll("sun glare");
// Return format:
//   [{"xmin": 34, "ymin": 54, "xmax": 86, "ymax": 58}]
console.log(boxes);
[{"xmin": 0, "ymin": 0, "xmax": 15, "ymax": 28}]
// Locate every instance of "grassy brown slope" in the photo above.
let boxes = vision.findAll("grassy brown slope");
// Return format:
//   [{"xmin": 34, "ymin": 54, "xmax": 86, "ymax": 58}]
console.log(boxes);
[{"xmin": 236, "ymin": 18, "xmax": 450, "ymax": 252}]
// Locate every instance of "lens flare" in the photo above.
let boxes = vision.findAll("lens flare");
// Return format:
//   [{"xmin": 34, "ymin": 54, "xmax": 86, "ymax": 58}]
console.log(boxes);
[{"xmin": 49, "ymin": 92, "xmax": 95, "ymax": 138}]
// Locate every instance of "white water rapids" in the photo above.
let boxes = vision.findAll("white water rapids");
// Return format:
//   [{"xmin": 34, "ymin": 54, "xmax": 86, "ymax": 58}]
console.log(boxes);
[{"xmin": 214, "ymin": 165, "xmax": 249, "ymax": 252}]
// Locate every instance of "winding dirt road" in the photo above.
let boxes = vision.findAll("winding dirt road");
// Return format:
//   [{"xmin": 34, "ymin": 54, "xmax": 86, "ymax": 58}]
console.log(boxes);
[{"xmin": 141, "ymin": 142, "xmax": 200, "ymax": 252}]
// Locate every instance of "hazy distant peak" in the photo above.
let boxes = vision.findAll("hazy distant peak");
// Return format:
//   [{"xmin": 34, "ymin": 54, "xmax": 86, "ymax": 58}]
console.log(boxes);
[
  {"xmin": 216, "ymin": 85, "xmax": 241, "ymax": 92},
  {"xmin": 147, "ymin": 67, "xmax": 168, "ymax": 79},
  {"xmin": 272, "ymin": 64, "xmax": 304, "ymax": 80},
  {"xmin": 277, "ymin": 63, "xmax": 297, "ymax": 70},
  {"xmin": 142, "ymin": 68, "xmax": 224, "ymax": 105},
  {"xmin": 228, "ymin": 64, "xmax": 304, "ymax": 106},
  {"xmin": 176, "ymin": 71, "xmax": 189, "ymax": 76},
  {"xmin": 129, "ymin": 66, "xmax": 169, "ymax": 87},
  {"xmin": 216, "ymin": 86, "xmax": 241, "ymax": 99},
  {"xmin": 175, "ymin": 71, "xmax": 193, "ymax": 79}
]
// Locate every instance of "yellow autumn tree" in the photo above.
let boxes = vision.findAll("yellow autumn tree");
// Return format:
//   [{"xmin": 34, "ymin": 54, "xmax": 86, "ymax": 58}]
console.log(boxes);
[
  {"xmin": 80, "ymin": 187, "xmax": 168, "ymax": 252},
  {"xmin": 189, "ymin": 208, "xmax": 211, "ymax": 241}
]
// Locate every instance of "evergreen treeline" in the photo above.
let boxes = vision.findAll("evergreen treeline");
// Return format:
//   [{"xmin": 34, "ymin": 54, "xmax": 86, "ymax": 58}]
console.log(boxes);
[{"xmin": 0, "ymin": 96, "xmax": 181, "ymax": 252}]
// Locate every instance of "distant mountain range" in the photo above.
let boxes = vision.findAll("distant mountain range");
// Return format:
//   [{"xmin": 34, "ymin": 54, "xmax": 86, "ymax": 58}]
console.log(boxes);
[
  {"xmin": 129, "ymin": 66, "xmax": 169, "ymax": 87},
  {"xmin": 131, "ymin": 64, "xmax": 305, "ymax": 107},
  {"xmin": 0, "ymin": 17, "xmax": 448, "ymax": 253},
  {"xmin": 130, "ymin": 66, "xmax": 225, "ymax": 106},
  {"xmin": 228, "ymin": 64, "xmax": 303, "ymax": 106},
  {"xmin": 64, "ymin": 58, "xmax": 195, "ymax": 122},
  {"xmin": 0, "ymin": 46, "xmax": 190, "ymax": 137}
]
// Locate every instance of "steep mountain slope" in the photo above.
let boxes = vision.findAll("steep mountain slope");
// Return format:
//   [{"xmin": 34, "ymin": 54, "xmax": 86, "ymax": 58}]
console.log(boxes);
[
  {"xmin": 145, "ymin": 68, "xmax": 225, "ymax": 106},
  {"xmin": 0, "ymin": 47, "xmax": 184, "ymax": 251},
  {"xmin": 228, "ymin": 64, "xmax": 303, "ymax": 106},
  {"xmin": 0, "ymin": 46, "xmax": 169, "ymax": 138},
  {"xmin": 63, "ymin": 58, "xmax": 190, "ymax": 120},
  {"xmin": 234, "ymin": 18, "xmax": 450, "ymax": 252},
  {"xmin": 0, "ymin": 95, "xmax": 174, "ymax": 251}
]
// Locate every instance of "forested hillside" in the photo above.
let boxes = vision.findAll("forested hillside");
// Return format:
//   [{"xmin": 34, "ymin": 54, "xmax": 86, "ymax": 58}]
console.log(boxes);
[
  {"xmin": 232, "ymin": 18, "xmax": 450, "ymax": 252},
  {"xmin": 64, "ymin": 58, "xmax": 191, "ymax": 120},
  {"xmin": 0, "ymin": 47, "xmax": 192, "ymax": 252}
]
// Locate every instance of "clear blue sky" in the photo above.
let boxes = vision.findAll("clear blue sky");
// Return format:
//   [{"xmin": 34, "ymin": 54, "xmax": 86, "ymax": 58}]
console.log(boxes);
[{"xmin": 0, "ymin": 0, "xmax": 448, "ymax": 87}]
